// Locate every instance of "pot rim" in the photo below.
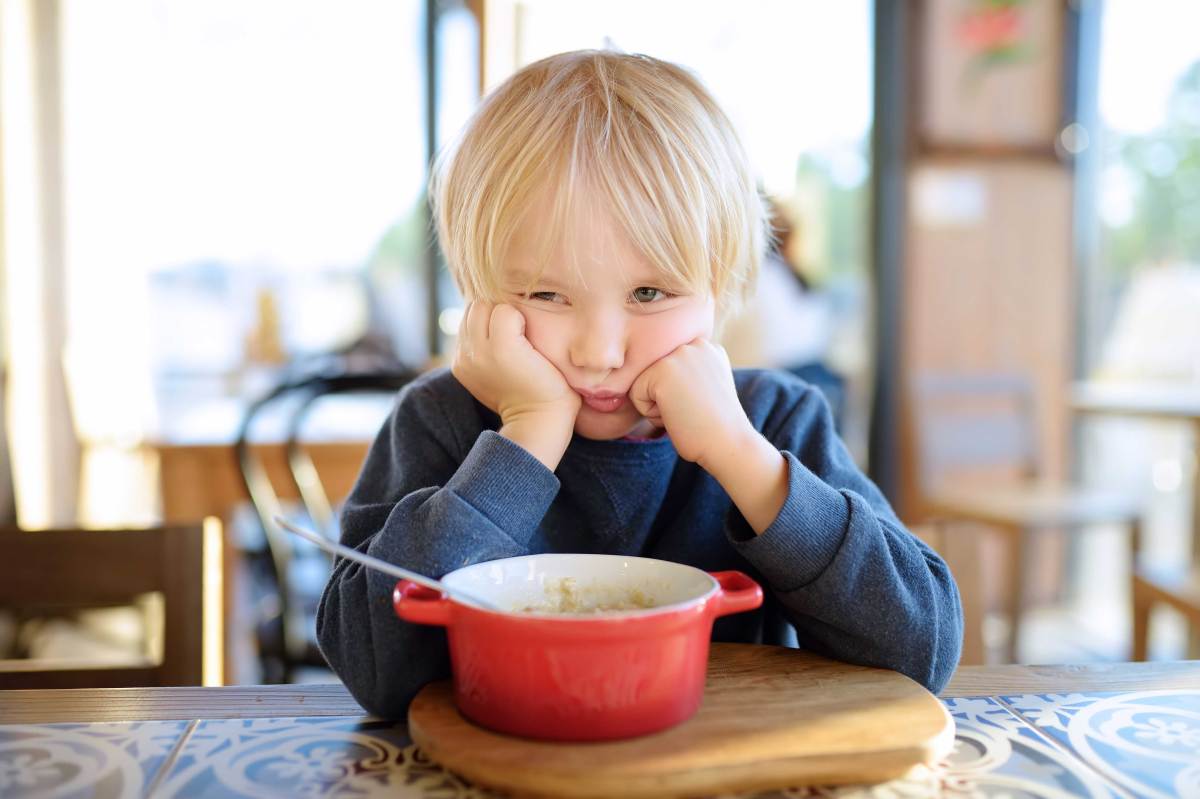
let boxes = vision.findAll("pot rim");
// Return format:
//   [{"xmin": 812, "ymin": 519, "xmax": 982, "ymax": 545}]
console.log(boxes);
[{"xmin": 439, "ymin": 553, "xmax": 720, "ymax": 622}]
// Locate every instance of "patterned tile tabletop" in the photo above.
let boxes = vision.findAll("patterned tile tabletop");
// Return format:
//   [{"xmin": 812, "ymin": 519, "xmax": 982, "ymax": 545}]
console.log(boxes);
[{"xmin": 3, "ymin": 691, "xmax": 1198, "ymax": 797}]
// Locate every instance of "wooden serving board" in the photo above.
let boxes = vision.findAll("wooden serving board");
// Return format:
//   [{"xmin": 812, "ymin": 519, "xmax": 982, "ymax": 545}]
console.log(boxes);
[{"xmin": 408, "ymin": 642, "xmax": 954, "ymax": 798}]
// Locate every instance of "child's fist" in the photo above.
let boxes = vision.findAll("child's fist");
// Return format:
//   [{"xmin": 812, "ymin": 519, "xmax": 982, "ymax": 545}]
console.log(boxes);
[
  {"xmin": 629, "ymin": 339, "xmax": 753, "ymax": 468},
  {"xmin": 452, "ymin": 301, "xmax": 580, "ymax": 429}
]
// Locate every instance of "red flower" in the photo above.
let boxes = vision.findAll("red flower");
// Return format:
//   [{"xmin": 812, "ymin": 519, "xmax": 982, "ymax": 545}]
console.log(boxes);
[{"xmin": 957, "ymin": 6, "xmax": 1024, "ymax": 53}]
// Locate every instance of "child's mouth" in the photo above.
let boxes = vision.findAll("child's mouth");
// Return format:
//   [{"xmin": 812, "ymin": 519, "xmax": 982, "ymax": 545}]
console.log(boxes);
[{"xmin": 577, "ymin": 390, "xmax": 627, "ymax": 413}]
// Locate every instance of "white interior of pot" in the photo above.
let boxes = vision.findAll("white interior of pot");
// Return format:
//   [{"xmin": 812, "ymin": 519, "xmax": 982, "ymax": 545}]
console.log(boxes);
[{"xmin": 441, "ymin": 554, "xmax": 717, "ymax": 616}]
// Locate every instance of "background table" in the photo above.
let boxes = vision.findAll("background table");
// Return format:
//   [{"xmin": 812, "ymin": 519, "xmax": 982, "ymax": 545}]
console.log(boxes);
[
  {"xmin": 1072, "ymin": 380, "xmax": 1200, "ymax": 556},
  {"xmin": 3, "ymin": 656, "xmax": 1199, "ymax": 798},
  {"xmin": 152, "ymin": 393, "xmax": 393, "ymax": 526}
]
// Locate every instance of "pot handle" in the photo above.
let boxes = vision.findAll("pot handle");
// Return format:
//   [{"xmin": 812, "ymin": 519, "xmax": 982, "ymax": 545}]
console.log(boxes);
[
  {"xmin": 393, "ymin": 580, "xmax": 453, "ymax": 627},
  {"xmin": 708, "ymin": 570, "xmax": 764, "ymax": 618}
]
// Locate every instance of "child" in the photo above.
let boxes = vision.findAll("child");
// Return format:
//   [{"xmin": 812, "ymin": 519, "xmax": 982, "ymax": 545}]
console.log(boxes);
[{"xmin": 317, "ymin": 50, "xmax": 962, "ymax": 718}]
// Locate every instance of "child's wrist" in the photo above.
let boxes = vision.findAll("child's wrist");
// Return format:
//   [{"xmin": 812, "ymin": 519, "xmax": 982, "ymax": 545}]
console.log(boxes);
[
  {"xmin": 697, "ymin": 422, "xmax": 764, "ymax": 478},
  {"xmin": 704, "ymin": 428, "xmax": 789, "ymax": 535},
  {"xmin": 499, "ymin": 412, "xmax": 575, "ymax": 471}
]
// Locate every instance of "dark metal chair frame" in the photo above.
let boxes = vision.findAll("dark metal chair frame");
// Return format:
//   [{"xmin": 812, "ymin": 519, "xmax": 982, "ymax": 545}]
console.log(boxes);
[{"xmin": 233, "ymin": 368, "xmax": 419, "ymax": 683}]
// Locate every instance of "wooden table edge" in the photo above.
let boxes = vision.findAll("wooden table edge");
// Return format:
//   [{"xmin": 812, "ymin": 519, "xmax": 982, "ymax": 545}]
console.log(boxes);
[
  {"xmin": 0, "ymin": 684, "xmax": 371, "ymax": 724},
  {"xmin": 941, "ymin": 659, "xmax": 1200, "ymax": 697},
  {"xmin": 3, "ymin": 661, "xmax": 1199, "ymax": 723}
]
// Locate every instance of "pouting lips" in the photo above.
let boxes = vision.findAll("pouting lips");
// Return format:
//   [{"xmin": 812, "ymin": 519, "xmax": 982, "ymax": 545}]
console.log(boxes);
[{"xmin": 580, "ymin": 393, "xmax": 627, "ymax": 413}]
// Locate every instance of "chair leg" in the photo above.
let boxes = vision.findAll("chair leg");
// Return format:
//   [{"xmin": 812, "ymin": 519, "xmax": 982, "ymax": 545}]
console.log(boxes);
[
  {"xmin": 1131, "ymin": 581, "xmax": 1151, "ymax": 662},
  {"xmin": 936, "ymin": 520, "xmax": 986, "ymax": 665},
  {"xmin": 1004, "ymin": 526, "xmax": 1031, "ymax": 664},
  {"xmin": 1129, "ymin": 517, "xmax": 1150, "ymax": 662},
  {"xmin": 1189, "ymin": 420, "xmax": 1200, "ymax": 657}
]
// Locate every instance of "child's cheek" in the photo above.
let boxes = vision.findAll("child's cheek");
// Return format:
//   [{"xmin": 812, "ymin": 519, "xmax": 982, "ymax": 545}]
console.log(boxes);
[
  {"xmin": 691, "ymin": 298, "xmax": 717, "ymax": 340},
  {"xmin": 518, "ymin": 307, "xmax": 570, "ymax": 368},
  {"xmin": 631, "ymin": 301, "xmax": 716, "ymax": 364}
]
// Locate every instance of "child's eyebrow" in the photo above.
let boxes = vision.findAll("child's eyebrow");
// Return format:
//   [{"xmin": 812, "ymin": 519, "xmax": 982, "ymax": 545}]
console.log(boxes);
[
  {"xmin": 628, "ymin": 273, "xmax": 677, "ymax": 286},
  {"xmin": 504, "ymin": 271, "xmax": 566, "ymax": 289},
  {"xmin": 625, "ymin": 271, "xmax": 691, "ymax": 291},
  {"xmin": 504, "ymin": 268, "xmax": 688, "ymax": 292}
]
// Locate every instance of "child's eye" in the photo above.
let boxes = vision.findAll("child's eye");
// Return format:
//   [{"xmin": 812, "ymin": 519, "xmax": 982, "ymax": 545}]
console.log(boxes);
[
  {"xmin": 526, "ymin": 291, "xmax": 568, "ymax": 305},
  {"xmin": 630, "ymin": 287, "xmax": 672, "ymax": 304}
]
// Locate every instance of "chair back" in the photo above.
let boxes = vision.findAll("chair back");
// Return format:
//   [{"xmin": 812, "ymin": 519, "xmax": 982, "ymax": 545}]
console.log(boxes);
[
  {"xmin": 284, "ymin": 371, "xmax": 420, "ymax": 535},
  {"xmin": 0, "ymin": 525, "xmax": 206, "ymax": 688},
  {"xmin": 234, "ymin": 367, "xmax": 418, "ymax": 679},
  {"xmin": 912, "ymin": 372, "xmax": 1041, "ymax": 494}
]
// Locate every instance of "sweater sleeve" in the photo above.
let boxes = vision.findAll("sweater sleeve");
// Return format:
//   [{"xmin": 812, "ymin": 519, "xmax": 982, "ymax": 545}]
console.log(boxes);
[
  {"xmin": 316, "ymin": 377, "xmax": 560, "ymax": 718},
  {"xmin": 725, "ymin": 373, "xmax": 963, "ymax": 693}
]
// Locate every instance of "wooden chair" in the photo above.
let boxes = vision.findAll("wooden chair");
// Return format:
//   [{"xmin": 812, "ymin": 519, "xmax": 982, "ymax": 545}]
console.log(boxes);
[
  {"xmin": 913, "ymin": 373, "xmax": 1144, "ymax": 664},
  {"xmin": 0, "ymin": 525, "xmax": 207, "ymax": 688},
  {"xmin": 1132, "ymin": 556, "xmax": 1200, "ymax": 661}
]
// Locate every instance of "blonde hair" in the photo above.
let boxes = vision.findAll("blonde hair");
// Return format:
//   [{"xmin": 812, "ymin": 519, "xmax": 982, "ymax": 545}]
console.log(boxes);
[{"xmin": 430, "ymin": 50, "xmax": 766, "ymax": 317}]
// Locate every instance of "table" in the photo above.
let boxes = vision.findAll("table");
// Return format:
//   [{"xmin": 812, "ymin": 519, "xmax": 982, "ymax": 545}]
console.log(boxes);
[
  {"xmin": 1072, "ymin": 380, "xmax": 1200, "ymax": 556},
  {"xmin": 150, "ymin": 394, "xmax": 392, "ymax": 682},
  {"xmin": 152, "ymin": 394, "xmax": 393, "ymax": 526},
  {"xmin": 3, "ymin": 656, "xmax": 1198, "ymax": 798},
  {"xmin": 156, "ymin": 440, "xmax": 370, "ymax": 524}
]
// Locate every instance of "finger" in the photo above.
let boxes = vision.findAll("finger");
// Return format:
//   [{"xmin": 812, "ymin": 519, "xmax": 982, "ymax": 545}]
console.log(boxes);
[
  {"xmin": 462, "ymin": 300, "xmax": 496, "ymax": 359},
  {"xmin": 708, "ymin": 340, "xmax": 733, "ymax": 370},
  {"xmin": 470, "ymin": 300, "xmax": 494, "ymax": 343},
  {"xmin": 629, "ymin": 368, "xmax": 658, "ymax": 418},
  {"xmin": 458, "ymin": 301, "xmax": 473, "ymax": 337},
  {"xmin": 455, "ymin": 302, "xmax": 474, "ymax": 357},
  {"xmin": 488, "ymin": 303, "xmax": 526, "ymax": 342}
]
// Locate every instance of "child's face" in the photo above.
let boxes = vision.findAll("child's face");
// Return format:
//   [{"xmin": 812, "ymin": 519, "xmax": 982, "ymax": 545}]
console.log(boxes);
[{"xmin": 502, "ymin": 202, "xmax": 716, "ymax": 441}]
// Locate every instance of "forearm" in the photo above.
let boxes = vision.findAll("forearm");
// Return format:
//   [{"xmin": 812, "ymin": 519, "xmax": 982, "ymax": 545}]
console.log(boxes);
[
  {"xmin": 729, "ymin": 461, "xmax": 963, "ymax": 692},
  {"xmin": 778, "ymin": 513, "xmax": 963, "ymax": 693},
  {"xmin": 321, "ymin": 431, "xmax": 560, "ymax": 714},
  {"xmin": 500, "ymin": 414, "xmax": 573, "ymax": 472},
  {"xmin": 710, "ymin": 373, "xmax": 963, "ymax": 691},
  {"xmin": 317, "ymin": 557, "xmax": 451, "ymax": 718},
  {"xmin": 704, "ymin": 429, "xmax": 789, "ymax": 535}
]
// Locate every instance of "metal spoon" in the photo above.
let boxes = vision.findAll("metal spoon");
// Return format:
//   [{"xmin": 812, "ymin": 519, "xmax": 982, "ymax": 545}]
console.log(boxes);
[{"xmin": 273, "ymin": 515, "xmax": 503, "ymax": 612}]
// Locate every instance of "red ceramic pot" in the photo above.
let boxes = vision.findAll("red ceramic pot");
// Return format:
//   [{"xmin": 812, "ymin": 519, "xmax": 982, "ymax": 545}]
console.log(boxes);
[{"xmin": 393, "ymin": 553, "xmax": 762, "ymax": 741}]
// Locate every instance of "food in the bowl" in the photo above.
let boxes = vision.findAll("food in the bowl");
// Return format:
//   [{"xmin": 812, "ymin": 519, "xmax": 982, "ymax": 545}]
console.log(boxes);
[{"xmin": 515, "ymin": 577, "xmax": 657, "ymax": 614}]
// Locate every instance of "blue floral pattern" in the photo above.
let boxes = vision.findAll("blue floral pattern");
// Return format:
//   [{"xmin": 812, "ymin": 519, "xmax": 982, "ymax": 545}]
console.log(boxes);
[
  {"xmin": 2, "ymin": 693, "xmax": 1193, "ymax": 797},
  {"xmin": 0, "ymin": 720, "xmax": 189, "ymax": 798},
  {"xmin": 156, "ymin": 716, "xmax": 455, "ymax": 798},
  {"xmin": 1004, "ymin": 689, "xmax": 1200, "ymax": 798}
]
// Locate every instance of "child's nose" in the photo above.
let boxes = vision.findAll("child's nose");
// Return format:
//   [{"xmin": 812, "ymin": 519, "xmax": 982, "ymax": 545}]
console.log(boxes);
[{"xmin": 569, "ymin": 312, "xmax": 626, "ymax": 373}]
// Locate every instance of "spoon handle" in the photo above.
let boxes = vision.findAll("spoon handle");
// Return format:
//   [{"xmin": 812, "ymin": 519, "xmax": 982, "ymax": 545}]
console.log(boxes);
[{"xmin": 272, "ymin": 515, "xmax": 499, "ymax": 611}]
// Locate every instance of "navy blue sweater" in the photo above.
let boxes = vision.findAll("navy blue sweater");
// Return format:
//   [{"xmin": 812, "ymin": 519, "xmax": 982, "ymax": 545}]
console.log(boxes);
[{"xmin": 317, "ymin": 368, "xmax": 962, "ymax": 717}]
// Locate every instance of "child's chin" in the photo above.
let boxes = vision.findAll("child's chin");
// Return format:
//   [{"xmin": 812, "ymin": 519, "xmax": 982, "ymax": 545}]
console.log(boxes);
[{"xmin": 573, "ymin": 409, "xmax": 643, "ymax": 441}]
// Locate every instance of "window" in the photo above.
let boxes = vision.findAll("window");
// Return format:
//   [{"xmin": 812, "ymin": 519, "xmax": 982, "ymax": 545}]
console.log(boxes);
[
  {"xmin": 1077, "ymin": 0, "xmax": 1200, "ymax": 657},
  {"xmin": 1084, "ymin": 0, "xmax": 1200, "ymax": 379},
  {"xmin": 60, "ymin": 0, "xmax": 430, "ymax": 427}
]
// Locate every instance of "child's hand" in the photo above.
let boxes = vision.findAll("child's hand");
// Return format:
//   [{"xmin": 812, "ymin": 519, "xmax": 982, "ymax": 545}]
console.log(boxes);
[
  {"xmin": 631, "ymin": 338, "xmax": 789, "ymax": 535},
  {"xmin": 452, "ymin": 301, "xmax": 580, "ymax": 469},
  {"xmin": 628, "ymin": 339, "xmax": 753, "ymax": 469}
]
